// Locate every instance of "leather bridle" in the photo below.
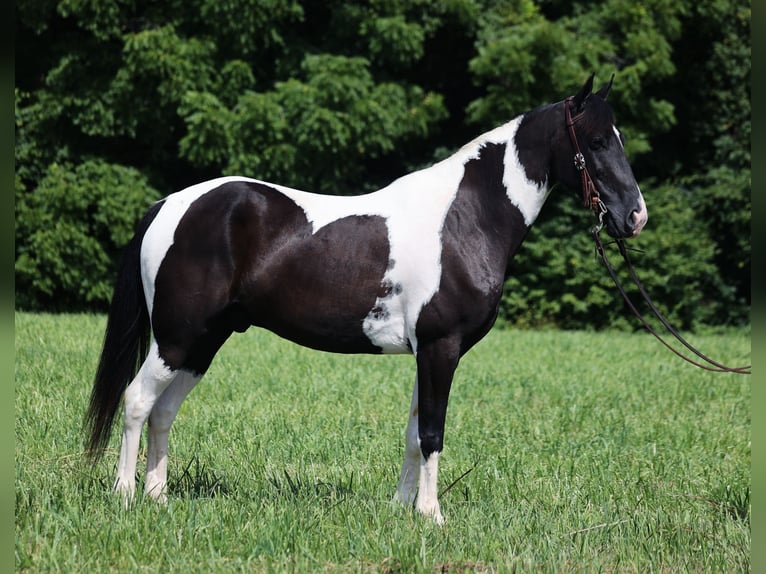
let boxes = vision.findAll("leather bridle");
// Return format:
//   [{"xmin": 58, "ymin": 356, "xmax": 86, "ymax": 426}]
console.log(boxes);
[
  {"xmin": 565, "ymin": 96, "xmax": 750, "ymax": 375},
  {"xmin": 565, "ymin": 96, "xmax": 607, "ymax": 231}
]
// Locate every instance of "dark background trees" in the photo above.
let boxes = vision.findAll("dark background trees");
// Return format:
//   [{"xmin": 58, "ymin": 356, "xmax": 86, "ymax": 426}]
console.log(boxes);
[{"xmin": 15, "ymin": 0, "xmax": 750, "ymax": 329}]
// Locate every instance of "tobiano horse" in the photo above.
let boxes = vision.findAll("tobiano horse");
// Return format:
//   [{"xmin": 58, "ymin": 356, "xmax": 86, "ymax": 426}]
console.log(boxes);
[{"xmin": 86, "ymin": 75, "xmax": 647, "ymax": 524}]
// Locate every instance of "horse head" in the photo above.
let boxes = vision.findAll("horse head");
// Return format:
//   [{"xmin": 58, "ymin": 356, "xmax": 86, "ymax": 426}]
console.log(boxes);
[{"xmin": 555, "ymin": 74, "xmax": 647, "ymax": 239}]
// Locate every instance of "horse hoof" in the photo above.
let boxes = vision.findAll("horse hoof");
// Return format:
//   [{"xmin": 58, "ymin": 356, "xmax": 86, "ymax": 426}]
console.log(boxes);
[
  {"xmin": 113, "ymin": 481, "xmax": 135, "ymax": 508},
  {"xmin": 416, "ymin": 504, "xmax": 445, "ymax": 526},
  {"xmin": 145, "ymin": 484, "xmax": 168, "ymax": 504}
]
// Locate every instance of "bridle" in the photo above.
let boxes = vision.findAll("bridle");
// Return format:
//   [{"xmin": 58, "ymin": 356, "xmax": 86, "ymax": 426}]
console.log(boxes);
[
  {"xmin": 565, "ymin": 97, "xmax": 607, "ymax": 232},
  {"xmin": 564, "ymin": 97, "xmax": 750, "ymax": 375}
]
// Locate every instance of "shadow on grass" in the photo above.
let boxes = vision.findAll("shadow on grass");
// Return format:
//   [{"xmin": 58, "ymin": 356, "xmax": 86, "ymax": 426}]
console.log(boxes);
[
  {"xmin": 168, "ymin": 455, "xmax": 235, "ymax": 499},
  {"xmin": 711, "ymin": 482, "xmax": 750, "ymax": 524},
  {"xmin": 266, "ymin": 468, "xmax": 355, "ymax": 503}
]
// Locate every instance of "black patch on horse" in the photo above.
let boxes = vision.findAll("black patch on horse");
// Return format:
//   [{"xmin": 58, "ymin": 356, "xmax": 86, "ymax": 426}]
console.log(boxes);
[
  {"xmin": 514, "ymin": 105, "xmax": 556, "ymax": 186},
  {"xmin": 151, "ymin": 181, "xmax": 390, "ymax": 373},
  {"xmin": 416, "ymin": 142, "xmax": 527, "ymax": 354}
]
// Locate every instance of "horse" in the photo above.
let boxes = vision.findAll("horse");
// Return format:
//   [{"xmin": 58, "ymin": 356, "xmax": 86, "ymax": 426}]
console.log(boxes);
[{"xmin": 85, "ymin": 74, "xmax": 647, "ymax": 524}]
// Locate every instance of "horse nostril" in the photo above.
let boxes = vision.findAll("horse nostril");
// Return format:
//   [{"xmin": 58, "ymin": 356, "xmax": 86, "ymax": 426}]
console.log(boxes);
[{"xmin": 630, "ymin": 208, "xmax": 648, "ymax": 236}]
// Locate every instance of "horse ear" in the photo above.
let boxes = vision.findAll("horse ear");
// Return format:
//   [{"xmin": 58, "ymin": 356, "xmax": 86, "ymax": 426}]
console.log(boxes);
[
  {"xmin": 573, "ymin": 73, "xmax": 595, "ymax": 112},
  {"xmin": 595, "ymin": 73, "xmax": 615, "ymax": 100}
]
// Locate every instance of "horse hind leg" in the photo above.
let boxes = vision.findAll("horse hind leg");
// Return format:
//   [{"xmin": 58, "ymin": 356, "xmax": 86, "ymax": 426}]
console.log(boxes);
[
  {"xmin": 113, "ymin": 342, "xmax": 178, "ymax": 504},
  {"xmin": 139, "ymin": 305, "xmax": 235, "ymax": 502},
  {"xmin": 144, "ymin": 371, "xmax": 202, "ymax": 502}
]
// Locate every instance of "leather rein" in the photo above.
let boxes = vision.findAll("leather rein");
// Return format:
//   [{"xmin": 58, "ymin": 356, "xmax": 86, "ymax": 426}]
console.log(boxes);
[{"xmin": 564, "ymin": 97, "xmax": 750, "ymax": 375}]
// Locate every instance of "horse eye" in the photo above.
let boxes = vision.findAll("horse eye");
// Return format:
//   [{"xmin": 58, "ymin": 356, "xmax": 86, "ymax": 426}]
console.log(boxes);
[{"xmin": 589, "ymin": 137, "xmax": 606, "ymax": 151}]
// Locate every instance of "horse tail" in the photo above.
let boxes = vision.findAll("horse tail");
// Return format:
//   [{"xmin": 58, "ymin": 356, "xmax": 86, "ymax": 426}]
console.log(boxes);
[{"xmin": 84, "ymin": 200, "xmax": 165, "ymax": 461}]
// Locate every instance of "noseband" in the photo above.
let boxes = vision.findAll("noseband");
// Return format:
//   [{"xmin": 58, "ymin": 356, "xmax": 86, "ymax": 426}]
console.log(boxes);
[{"xmin": 565, "ymin": 97, "xmax": 607, "ymax": 231}]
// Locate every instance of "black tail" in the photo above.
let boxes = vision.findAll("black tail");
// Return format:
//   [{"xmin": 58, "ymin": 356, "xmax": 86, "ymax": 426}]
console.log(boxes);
[{"xmin": 84, "ymin": 201, "xmax": 165, "ymax": 461}]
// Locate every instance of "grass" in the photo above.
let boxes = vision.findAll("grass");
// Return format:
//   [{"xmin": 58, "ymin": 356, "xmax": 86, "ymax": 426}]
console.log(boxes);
[{"xmin": 15, "ymin": 312, "xmax": 750, "ymax": 572}]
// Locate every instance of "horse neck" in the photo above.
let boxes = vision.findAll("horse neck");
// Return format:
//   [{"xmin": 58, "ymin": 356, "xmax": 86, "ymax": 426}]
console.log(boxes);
[
  {"xmin": 433, "ymin": 111, "xmax": 558, "ymax": 282},
  {"xmin": 510, "ymin": 102, "xmax": 561, "ymax": 188},
  {"xmin": 487, "ymin": 105, "xmax": 562, "ymax": 254}
]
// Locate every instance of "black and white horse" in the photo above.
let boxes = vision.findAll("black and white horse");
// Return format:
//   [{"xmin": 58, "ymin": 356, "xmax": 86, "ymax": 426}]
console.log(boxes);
[{"xmin": 86, "ymin": 75, "xmax": 647, "ymax": 524}]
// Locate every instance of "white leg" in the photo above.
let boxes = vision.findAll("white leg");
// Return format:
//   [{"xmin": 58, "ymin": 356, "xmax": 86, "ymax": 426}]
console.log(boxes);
[
  {"xmin": 416, "ymin": 451, "xmax": 444, "ymax": 525},
  {"xmin": 145, "ymin": 371, "xmax": 202, "ymax": 502},
  {"xmin": 113, "ymin": 343, "xmax": 177, "ymax": 504},
  {"xmin": 394, "ymin": 377, "xmax": 421, "ymax": 505}
]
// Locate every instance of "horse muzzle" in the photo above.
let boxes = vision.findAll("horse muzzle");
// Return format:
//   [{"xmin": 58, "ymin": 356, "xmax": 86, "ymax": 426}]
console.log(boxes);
[
  {"xmin": 628, "ymin": 198, "xmax": 648, "ymax": 238},
  {"xmin": 605, "ymin": 203, "xmax": 647, "ymax": 239}
]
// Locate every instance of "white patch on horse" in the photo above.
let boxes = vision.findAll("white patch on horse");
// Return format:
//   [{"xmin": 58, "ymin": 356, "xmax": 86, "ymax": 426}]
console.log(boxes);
[
  {"xmin": 417, "ymin": 451, "xmax": 444, "ymax": 525},
  {"xmin": 114, "ymin": 342, "xmax": 178, "ymax": 503},
  {"xmin": 145, "ymin": 370, "xmax": 202, "ymax": 502},
  {"xmin": 448, "ymin": 117, "xmax": 550, "ymax": 226},
  {"xmin": 632, "ymin": 187, "xmax": 648, "ymax": 235},
  {"xmin": 275, "ymin": 161, "xmax": 468, "ymax": 354},
  {"xmin": 141, "ymin": 176, "xmax": 257, "ymax": 316},
  {"xmin": 489, "ymin": 117, "xmax": 551, "ymax": 226},
  {"xmin": 613, "ymin": 125, "xmax": 624, "ymax": 149}
]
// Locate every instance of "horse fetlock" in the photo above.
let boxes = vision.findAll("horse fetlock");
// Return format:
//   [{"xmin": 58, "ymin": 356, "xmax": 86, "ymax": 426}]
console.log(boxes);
[
  {"xmin": 418, "ymin": 432, "xmax": 443, "ymax": 458},
  {"xmin": 113, "ymin": 479, "xmax": 136, "ymax": 507},
  {"xmin": 144, "ymin": 480, "xmax": 168, "ymax": 503},
  {"xmin": 416, "ymin": 498, "xmax": 445, "ymax": 526}
]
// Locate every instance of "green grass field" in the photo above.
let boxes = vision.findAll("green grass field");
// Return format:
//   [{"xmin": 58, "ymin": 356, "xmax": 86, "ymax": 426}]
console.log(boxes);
[{"xmin": 15, "ymin": 312, "xmax": 750, "ymax": 572}]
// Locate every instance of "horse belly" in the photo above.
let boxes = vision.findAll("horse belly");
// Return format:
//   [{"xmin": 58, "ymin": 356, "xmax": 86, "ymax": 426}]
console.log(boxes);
[
  {"xmin": 252, "ymin": 282, "xmax": 412, "ymax": 355},
  {"xmin": 252, "ymin": 295, "xmax": 399, "ymax": 355},
  {"xmin": 243, "ymin": 213, "xmax": 402, "ymax": 354}
]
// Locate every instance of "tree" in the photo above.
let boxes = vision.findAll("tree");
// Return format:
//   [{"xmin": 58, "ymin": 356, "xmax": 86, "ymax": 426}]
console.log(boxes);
[
  {"xmin": 15, "ymin": 160, "xmax": 160, "ymax": 310},
  {"xmin": 15, "ymin": 0, "xmax": 750, "ymax": 326},
  {"xmin": 178, "ymin": 53, "xmax": 447, "ymax": 194}
]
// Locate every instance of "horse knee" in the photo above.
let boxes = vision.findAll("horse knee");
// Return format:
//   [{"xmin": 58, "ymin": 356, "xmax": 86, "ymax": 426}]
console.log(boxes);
[{"xmin": 419, "ymin": 430, "xmax": 443, "ymax": 459}]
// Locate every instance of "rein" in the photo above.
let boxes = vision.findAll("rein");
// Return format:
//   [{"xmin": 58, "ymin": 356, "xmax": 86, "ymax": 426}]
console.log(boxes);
[
  {"xmin": 593, "ymin": 233, "xmax": 750, "ymax": 374},
  {"xmin": 564, "ymin": 98, "xmax": 751, "ymax": 375}
]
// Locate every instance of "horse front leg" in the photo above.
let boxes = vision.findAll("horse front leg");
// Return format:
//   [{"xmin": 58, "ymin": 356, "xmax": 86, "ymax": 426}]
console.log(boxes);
[
  {"xmin": 413, "ymin": 338, "xmax": 460, "ymax": 525},
  {"xmin": 394, "ymin": 376, "xmax": 420, "ymax": 505}
]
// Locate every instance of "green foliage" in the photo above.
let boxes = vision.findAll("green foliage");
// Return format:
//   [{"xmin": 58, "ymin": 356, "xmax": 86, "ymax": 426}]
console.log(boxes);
[
  {"xmin": 15, "ymin": 161, "xmax": 160, "ymax": 311},
  {"xmin": 686, "ymin": 166, "xmax": 751, "ymax": 321},
  {"xmin": 14, "ymin": 0, "xmax": 749, "ymax": 325},
  {"xmin": 467, "ymin": 0, "xmax": 683, "ymax": 157},
  {"xmin": 649, "ymin": 0, "xmax": 751, "ymax": 313},
  {"xmin": 179, "ymin": 53, "xmax": 447, "ymax": 193},
  {"xmin": 501, "ymin": 181, "xmax": 727, "ymax": 330},
  {"xmin": 196, "ymin": 0, "xmax": 304, "ymax": 57}
]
